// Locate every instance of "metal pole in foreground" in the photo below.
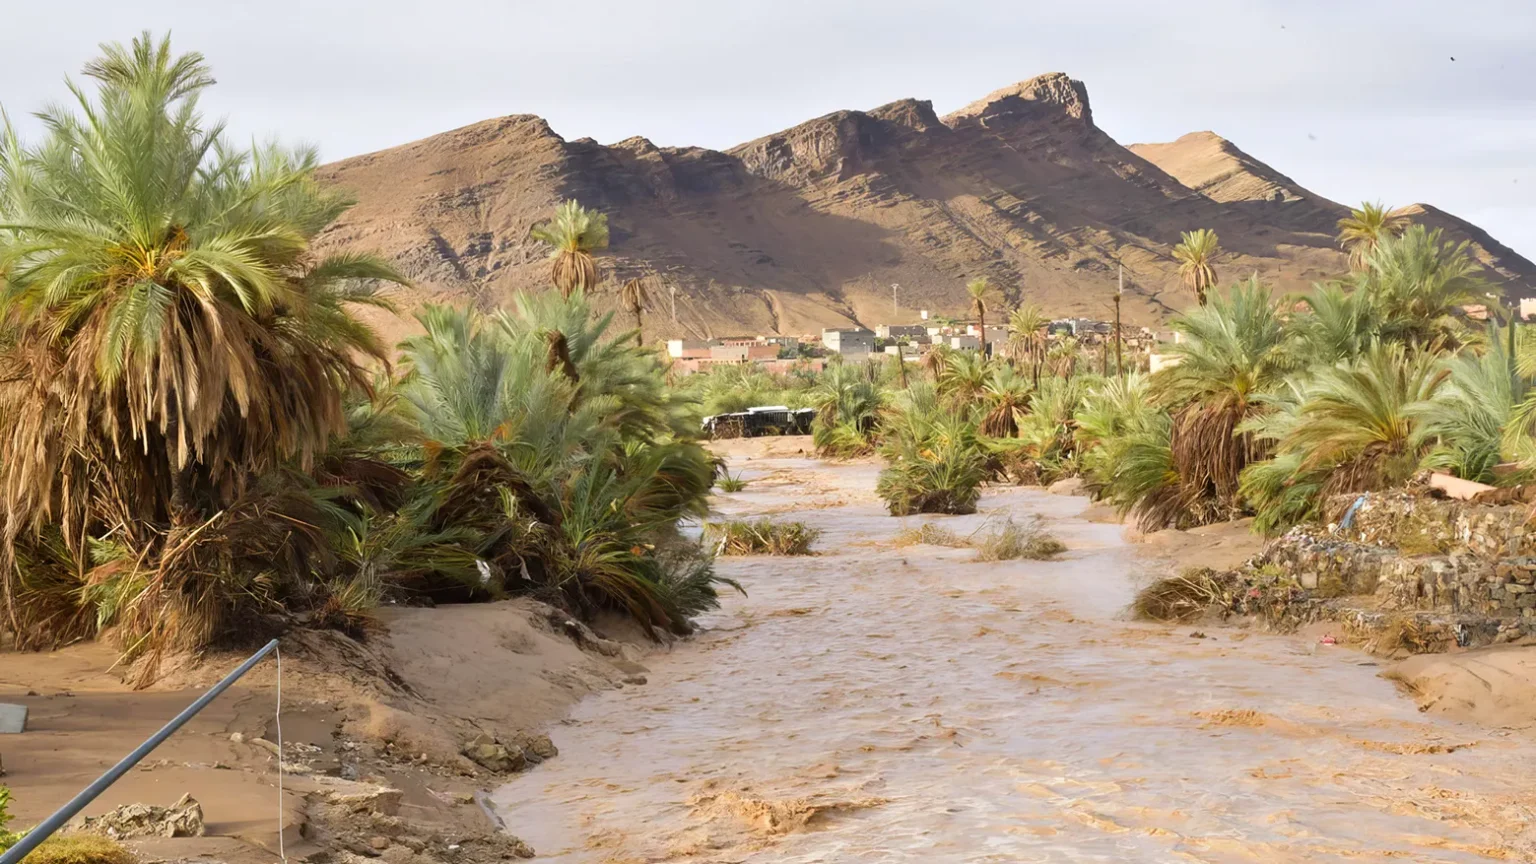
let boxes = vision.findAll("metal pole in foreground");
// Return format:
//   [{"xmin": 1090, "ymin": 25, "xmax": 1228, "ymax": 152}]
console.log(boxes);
[{"xmin": 0, "ymin": 639, "xmax": 279, "ymax": 864}]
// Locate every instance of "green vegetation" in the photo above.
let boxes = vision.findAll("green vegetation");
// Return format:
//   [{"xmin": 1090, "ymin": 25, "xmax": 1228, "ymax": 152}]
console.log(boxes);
[
  {"xmin": 892, "ymin": 515, "xmax": 1064, "ymax": 561},
  {"xmin": 0, "ymin": 786, "xmax": 16, "ymax": 850},
  {"xmin": 1083, "ymin": 212, "xmax": 1522, "ymax": 538},
  {"xmin": 0, "ymin": 35, "xmax": 732, "ymax": 680},
  {"xmin": 706, "ymin": 519, "xmax": 820, "ymax": 555},
  {"xmin": 716, "ymin": 472, "xmax": 749, "ymax": 492},
  {"xmin": 877, "ymin": 393, "xmax": 987, "ymax": 515},
  {"xmin": 893, "ymin": 523, "xmax": 967, "ymax": 548},
  {"xmin": 972, "ymin": 516, "xmax": 1066, "ymax": 562},
  {"xmin": 529, "ymin": 200, "xmax": 609, "ymax": 297},
  {"xmin": 676, "ymin": 200, "xmax": 1527, "ymax": 555},
  {"xmin": 1172, "ymin": 229, "xmax": 1220, "ymax": 306},
  {"xmin": 12, "ymin": 835, "xmax": 136, "ymax": 864}
]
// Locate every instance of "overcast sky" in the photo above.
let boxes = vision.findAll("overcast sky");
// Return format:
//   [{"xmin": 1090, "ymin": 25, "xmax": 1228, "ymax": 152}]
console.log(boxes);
[{"xmin": 2, "ymin": 0, "xmax": 1532, "ymax": 256}]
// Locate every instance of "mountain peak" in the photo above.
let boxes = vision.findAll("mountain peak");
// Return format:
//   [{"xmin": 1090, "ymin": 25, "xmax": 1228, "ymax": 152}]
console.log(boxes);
[
  {"xmin": 943, "ymin": 72, "xmax": 1092, "ymax": 126},
  {"xmin": 1130, "ymin": 130, "xmax": 1315, "ymax": 206}
]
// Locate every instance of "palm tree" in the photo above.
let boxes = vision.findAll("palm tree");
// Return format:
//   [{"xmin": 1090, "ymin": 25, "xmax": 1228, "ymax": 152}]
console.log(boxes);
[
  {"xmin": 397, "ymin": 299, "xmax": 726, "ymax": 632},
  {"xmin": 1153, "ymin": 277, "xmax": 1299, "ymax": 521},
  {"xmin": 1355, "ymin": 224, "xmax": 1485, "ymax": 349},
  {"xmin": 1278, "ymin": 342, "xmax": 1446, "ymax": 495},
  {"xmin": 1417, "ymin": 330, "xmax": 1518, "ymax": 483},
  {"xmin": 529, "ymin": 200, "xmax": 609, "ymax": 297},
  {"xmin": 1337, "ymin": 201, "xmax": 1412, "ymax": 271},
  {"xmin": 939, "ymin": 350, "xmax": 990, "ymax": 405},
  {"xmin": 0, "ymin": 34, "xmax": 405, "ymax": 530},
  {"xmin": 808, "ymin": 361, "xmax": 882, "ymax": 456},
  {"xmin": 921, "ymin": 343, "xmax": 953, "ymax": 383},
  {"xmin": 1292, "ymin": 282, "xmax": 1380, "ymax": 364},
  {"xmin": 1171, "ymin": 229, "xmax": 1220, "ymax": 306},
  {"xmin": 1047, "ymin": 337, "xmax": 1080, "ymax": 378},
  {"xmin": 1007, "ymin": 304, "xmax": 1049, "ymax": 386},
  {"xmin": 979, "ymin": 365, "xmax": 1032, "ymax": 438},
  {"xmin": 966, "ymin": 277, "xmax": 994, "ymax": 356},
  {"xmin": 0, "ymin": 33, "xmax": 406, "ymax": 659},
  {"xmin": 620, "ymin": 275, "xmax": 650, "ymax": 347}
]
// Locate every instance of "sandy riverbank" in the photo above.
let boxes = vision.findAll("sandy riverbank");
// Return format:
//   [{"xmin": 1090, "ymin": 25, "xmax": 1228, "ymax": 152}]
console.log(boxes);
[{"xmin": 1, "ymin": 599, "xmax": 656, "ymax": 864}]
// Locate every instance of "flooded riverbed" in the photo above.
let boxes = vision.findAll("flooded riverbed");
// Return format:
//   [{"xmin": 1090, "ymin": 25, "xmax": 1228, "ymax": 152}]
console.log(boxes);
[{"xmin": 494, "ymin": 457, "xmax": 1536, "ymax": 862}]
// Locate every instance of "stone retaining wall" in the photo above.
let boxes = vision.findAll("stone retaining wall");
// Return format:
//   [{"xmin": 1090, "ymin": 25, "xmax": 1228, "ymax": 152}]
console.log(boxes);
[
  {"xmin": 1253, "ymin": 530, "xmax": 1392, "ymax": 596},
  {"xmin": 1328, "ymin": 491, "xmax": 1535, "ymax": 560}
]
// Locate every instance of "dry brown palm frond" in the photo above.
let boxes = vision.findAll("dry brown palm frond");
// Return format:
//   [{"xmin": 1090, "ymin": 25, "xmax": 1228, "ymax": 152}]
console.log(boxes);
[
  {"xmin": 621, "ymin": 275, "xmax": 651, "ymax": 346},
  {"xmin": 551, "ymin": 252, "xmax": 600, "ymax": 299},
  {"xmin": 1133, "ymin": 568, "xmax": 1228, "ymax": 621},
  {"xmin": 437, "ymin": 443, "xmax": 561, "ymax": 531},
  {"xmin": 1169, "ymin": 398, "xmax": 1261, "ymax": 516},
  {"xmin": 528, "ymin": 200, "xmax": 609, "ymax": 297},
  {"xmin": 543, "ymin": 330, "xmax": 580, "ymax": 384}
]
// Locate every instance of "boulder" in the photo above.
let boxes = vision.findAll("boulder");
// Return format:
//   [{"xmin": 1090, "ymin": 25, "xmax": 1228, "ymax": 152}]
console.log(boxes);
[
  {"xmin": 74, "ymin": 793, "xmax": 204, "ymax": 838},
  {"xmin": 520, "ymin": 734, "xmax": 558, "ymax": 761},
  {"xmin": 462, "ymin": 734, "xmax": 526, "ymax": 773},
  {"xmin": 1047, "ymin": 477, "xmax": 1085, "ymax": 497},
  {"xmin": 314, "ymin": 777, "xmax": 404, "ymax": 816}
]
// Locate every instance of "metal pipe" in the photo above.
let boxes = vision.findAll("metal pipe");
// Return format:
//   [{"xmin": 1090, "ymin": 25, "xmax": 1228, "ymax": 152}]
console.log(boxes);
[{"xmin": 1, "ymin": 639, "xmax": 279, "ymax": 864}]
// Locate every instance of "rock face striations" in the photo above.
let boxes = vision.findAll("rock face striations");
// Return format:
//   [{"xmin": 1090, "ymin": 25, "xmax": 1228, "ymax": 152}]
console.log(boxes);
[{"xmin": 316, "ymin": 73, "xmax": 1535, "ymax": 342}]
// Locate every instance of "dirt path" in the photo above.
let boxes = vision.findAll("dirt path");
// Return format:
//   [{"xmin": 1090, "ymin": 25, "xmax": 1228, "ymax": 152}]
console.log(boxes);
[{"xmin": 493, "ymin": 455, "xmax": 1536, "ymax": 862}]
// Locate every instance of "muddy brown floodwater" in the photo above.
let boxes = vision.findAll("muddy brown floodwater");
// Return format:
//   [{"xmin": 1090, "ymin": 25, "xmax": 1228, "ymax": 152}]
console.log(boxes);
[{"xmin": 494, "ymin": 458, "xmax": 1536, "ymax": 862}]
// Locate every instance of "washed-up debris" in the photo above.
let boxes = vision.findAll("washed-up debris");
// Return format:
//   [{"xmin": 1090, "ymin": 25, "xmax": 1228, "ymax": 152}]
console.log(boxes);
[
  {"xmin": 73, "ymin": 793, "xmax": 205, "ymax": 838},
  {"xmin": 0, "ymin": 703, "xmax": 27, "ymax": 734}
]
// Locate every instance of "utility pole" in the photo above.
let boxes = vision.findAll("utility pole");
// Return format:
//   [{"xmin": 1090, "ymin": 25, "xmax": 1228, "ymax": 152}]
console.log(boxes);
[
  {"xmin": 1115, "ymin": 264, "xmax": 1124, "ymax": 377},
  {"xmin": 669, "ymin": 283, "xmax": 677, "ymax": 323},
  {"xmin": 891, "ymin": 283, "xmax": 899, "ymax": 317},
  {"xmin": 1509, "ymin": 302, "xmax": 1518, "ymax": 375}
]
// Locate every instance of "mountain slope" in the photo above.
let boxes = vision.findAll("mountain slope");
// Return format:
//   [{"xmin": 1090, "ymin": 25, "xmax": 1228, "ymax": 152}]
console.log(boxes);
[
  {"xmin": 1128, "ymin": 131, "xmax": 1535, "ymax": 284},
  {"xmin": 315, "ymin": 75, "xmax": 1535, "ymax": 343}
]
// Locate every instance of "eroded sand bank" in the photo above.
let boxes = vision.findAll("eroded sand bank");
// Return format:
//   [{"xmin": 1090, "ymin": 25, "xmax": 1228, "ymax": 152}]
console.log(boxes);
[{"xmin": 494, "ymin": 449, "xmax": 1536, "ymax": 863}]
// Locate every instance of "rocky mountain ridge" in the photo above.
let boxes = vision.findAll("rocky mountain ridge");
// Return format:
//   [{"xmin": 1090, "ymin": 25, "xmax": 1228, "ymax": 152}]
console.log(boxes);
[{"xmin": 315, "ymin": 73, "xmax": 1535, "ymax": 342}]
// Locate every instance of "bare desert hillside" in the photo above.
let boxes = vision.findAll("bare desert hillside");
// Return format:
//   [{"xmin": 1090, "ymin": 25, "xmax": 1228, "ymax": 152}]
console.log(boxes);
[{"xmin": 315, "ymin": 73, "xmax": 1536, "ymax": 342}]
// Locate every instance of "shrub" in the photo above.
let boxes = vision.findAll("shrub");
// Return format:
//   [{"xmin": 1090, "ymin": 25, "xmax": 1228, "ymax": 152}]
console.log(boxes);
[
  {"xmin": 652, "ymin": 539, "xmax": 743, "ymax": 624},
  {"xmin": 893, "ymin": 523, "xmax": 967, "ymax": 548},
  {"xmin": 877, "ymin": 409, "xmax": 986, "ymax": 516},
  {"xmin": 972, "ymin": 516, "xmax": 1066, "ymax": 561},
  {"xmin": 706, "ymin": 519, "xmax": 820, "ymax": 555},
  {"xmin": 0, "ymin": 786, "xmax": 16, "ymax": 850},
  {"xmin": 15, "ymin": 835, "xmax": 135, "ymax": 864},
  {"xmin": 715, "ymin": 472, "xmax": 748, "ymax": 492}
]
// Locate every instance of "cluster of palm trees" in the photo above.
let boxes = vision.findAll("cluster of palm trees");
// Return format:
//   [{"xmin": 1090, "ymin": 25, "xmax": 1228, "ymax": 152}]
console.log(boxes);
[
  {"xmin": 1087, "ymin": 209, "xmax": 1514, "ymax": 534},
  {"xmin": 0, "ymin": 34, "xmax": 727, "ymax": 680},
  {"xmin": 688, "ymin": 201, "xmax": 1521, "ymax": 537}
]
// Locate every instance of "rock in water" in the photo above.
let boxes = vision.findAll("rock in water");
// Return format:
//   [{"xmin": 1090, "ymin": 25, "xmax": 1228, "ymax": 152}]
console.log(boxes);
[
  {"xmin": 74, "ymin": 793, "xmax": 205, "ymax": 838},
  {"xmin": 1048, "ymin": 477, "xmax": 1085, "ymax": 496},
  {"xmin": 462, "ymin": 733, "xmax": 527, "ymax": 773}
]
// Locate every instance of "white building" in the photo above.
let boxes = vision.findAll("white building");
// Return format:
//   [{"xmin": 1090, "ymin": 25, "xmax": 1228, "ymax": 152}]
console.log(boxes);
[
  {"xmin": 666, "ymin": 339, "xmax": 717, "ymax": 359},
  {"xmin": 965, "ymin": 323, "xmax": 1009, "ymax": 344},
  {"xmin": 876, "ymin": 324, "xmax": 928, "ymax": 339},
  {"xmin": 822, "ymin": 328, "xmax": 876, "ymax": 354},
  {"xmin": 947, "ymin": 334, "xmax": 981, "ymax": 351}
]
